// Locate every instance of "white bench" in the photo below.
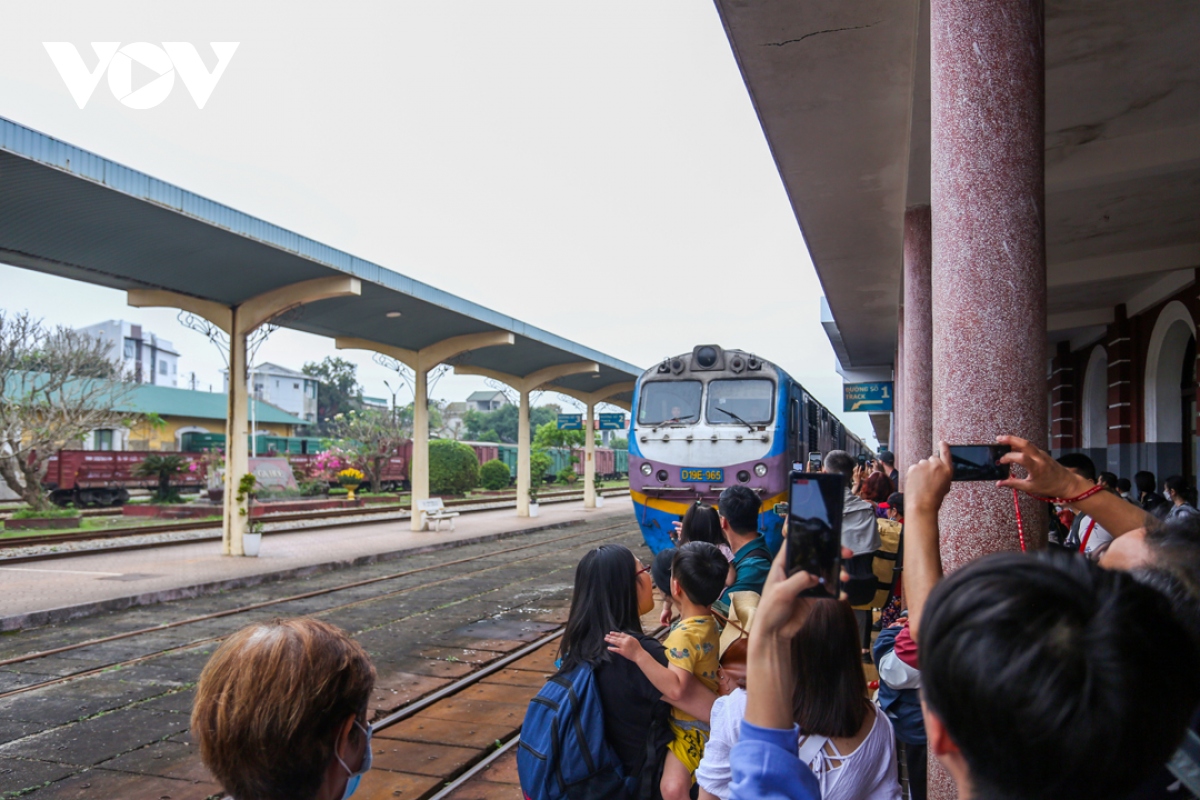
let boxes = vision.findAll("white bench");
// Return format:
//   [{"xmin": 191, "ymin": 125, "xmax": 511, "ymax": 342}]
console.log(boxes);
[{"xmin": 417, "ymin": 498, "xmax": 460, "ymax": 531}]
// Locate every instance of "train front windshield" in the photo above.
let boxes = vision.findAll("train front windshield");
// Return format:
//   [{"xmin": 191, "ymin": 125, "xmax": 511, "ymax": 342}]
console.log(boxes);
[
  {"xmin": 638, "ymin": 381, "xmax": 702, "ymax": 425},
  {"xmin": 707, "ymin": 379, "xmax": 775, "ymax": 425}
]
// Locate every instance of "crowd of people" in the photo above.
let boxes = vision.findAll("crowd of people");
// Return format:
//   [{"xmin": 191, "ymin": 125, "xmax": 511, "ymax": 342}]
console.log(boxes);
[{"xmin": 184, "ymin": 439, "xmax": 1200, "ymax": 800}]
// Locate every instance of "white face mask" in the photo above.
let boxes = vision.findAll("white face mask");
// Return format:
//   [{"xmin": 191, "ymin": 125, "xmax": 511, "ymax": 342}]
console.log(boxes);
[{"xmin": 335, "ymin": 720, "xmax": 373, "ymax": 799}]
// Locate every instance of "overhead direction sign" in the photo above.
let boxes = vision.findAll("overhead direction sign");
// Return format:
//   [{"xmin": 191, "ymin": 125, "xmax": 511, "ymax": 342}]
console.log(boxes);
[
  {"xmin": 843, "ymin": 382, "xmax": 893, "ymax": 413},
  {"xmin": 557, "ymin": 414, "xmax": 583, "ymax": 430},
  {"xmin": 598, "ymin": 413, "xmax": 626, "ymax": 431}
]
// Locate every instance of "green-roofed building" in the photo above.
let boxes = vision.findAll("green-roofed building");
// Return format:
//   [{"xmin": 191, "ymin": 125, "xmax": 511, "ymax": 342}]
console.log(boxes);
[{"xmin": 97, "ymin": 383, "xmax": 304, "ymax": 452}]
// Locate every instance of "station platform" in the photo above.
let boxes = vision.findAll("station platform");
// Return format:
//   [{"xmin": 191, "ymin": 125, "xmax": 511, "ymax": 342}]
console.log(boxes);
[{"xmin": 0, "ymin": 496, "xmax": 636, "ymax": 632}]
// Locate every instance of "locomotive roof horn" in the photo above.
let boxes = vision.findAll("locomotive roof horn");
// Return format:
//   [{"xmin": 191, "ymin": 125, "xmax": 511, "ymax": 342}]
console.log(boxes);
[{"xmin": 691, "ymin": 345, "xmax": 724, "ymax": 371}]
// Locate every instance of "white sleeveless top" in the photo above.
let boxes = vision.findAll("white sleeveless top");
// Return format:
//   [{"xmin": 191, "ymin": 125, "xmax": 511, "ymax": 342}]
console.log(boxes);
[{"xmin": 797, "ymin": 703, "xmax": 900, "ymax": 800}]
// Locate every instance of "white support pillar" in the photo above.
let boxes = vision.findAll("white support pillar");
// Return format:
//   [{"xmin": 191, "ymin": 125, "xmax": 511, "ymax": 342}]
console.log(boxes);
[
  {"xmin": 225, "ymin": 314, "xmax": 249, "ymax": 556},
  {"xmin": 453, "ymin": 362, "xmax": 604, "ymax": 518},
  {"xmin": 410, "ymin": 367, "xmax": 430, "ymax": 531},
  {"xmin": 584, "ymin": 402, "xmax": 596, "ymax": 508},
  {"xmin": 130, "ymin": 276, "xmax": 361, "ymax": 556},
  {"xmin": 335, "ymin": 331, "xmax": 516, "ymax": 530},
  {"xmin": 518, "ymin": 389, "xmax": 532, "ymax": 516}
]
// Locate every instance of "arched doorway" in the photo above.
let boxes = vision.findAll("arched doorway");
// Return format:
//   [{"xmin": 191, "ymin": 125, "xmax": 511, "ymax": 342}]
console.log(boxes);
[
  {"xmin": 1145, "ymin": 301, "xmax": 1197, "ymax": 485},
  {"xmin": 1081, "ymin": 345, "xmax": 1108, "ymax": 469}
]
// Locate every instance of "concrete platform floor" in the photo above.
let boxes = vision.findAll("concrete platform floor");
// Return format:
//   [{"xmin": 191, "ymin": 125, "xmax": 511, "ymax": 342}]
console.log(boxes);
[{"xmin": 0, "ymin": 497, "xmax": 635, "ymax": 632}]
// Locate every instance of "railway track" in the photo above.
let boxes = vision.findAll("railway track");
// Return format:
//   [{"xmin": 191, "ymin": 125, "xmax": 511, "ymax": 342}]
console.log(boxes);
[
  {"xmin": 0, "ymin": 518, "xmax": 654, "ymax": 800},
  {"xmin": 0, "ymin": 488, "xmax": 628, "ymax": 565},
  {"xmin": 0, "ymin": 521, "xmax": 634, "ymax": 699}
]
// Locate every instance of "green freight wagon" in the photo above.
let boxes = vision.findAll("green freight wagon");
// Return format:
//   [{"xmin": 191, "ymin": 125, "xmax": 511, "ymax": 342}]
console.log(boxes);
[{"xmin": 614, "ymin": 448, "xmax": 629, "ymax": 477}]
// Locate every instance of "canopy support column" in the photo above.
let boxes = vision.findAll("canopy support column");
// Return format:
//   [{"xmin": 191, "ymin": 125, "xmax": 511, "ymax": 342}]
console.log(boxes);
[
  {"xmin": 540, "ymin": 382, "xmax": 634, "ymax": 510},
  {"xmin": 129, "ymin": 276, "xmax": 361, "ymax": 555},
  {"xmin": 583, "ymin": 402, "xmax": 596, "ymax": 508},
  {"xmin": 337, "ymin": 332, "xmax": 515, "ymax": 530},
  {"xmin": 454, "ymin": 363, "xmax": 603, "ymax": 517}
]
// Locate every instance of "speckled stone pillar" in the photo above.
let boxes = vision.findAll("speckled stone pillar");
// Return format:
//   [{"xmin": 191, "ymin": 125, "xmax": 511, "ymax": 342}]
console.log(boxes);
[
  {"xmin": 929, "ymin": 0, "xmax": 1046, "ymax": 796},
  {"xmin": 901, "ymin": 205, "xmax": 933, "ymax": 480},
  {"xmin": 896, "ymin": 305, "xmax": 906, "ymax": 460}
]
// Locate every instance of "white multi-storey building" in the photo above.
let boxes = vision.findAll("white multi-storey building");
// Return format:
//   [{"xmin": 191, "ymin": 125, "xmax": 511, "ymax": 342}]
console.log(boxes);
[
  {"xmin": 223, "ymin": 362, "xmax": 320, "ymax": 423},
  {"xmin": 76, "ymin": 320, "xmax": 180, "ymax": 387}
]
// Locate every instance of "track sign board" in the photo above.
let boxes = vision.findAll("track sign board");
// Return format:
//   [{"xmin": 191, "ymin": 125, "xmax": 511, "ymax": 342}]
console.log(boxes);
[
  {"xmin": 557, "ymin": 414, "xmax": 583, "ymax": 430},
  {"xmin": 843, "ymin": 382, "xmax": 893, "ymax": 413},
  {"xmin": 248, "ymin": 457, "xmax": 299, "ymax": 491},
  {"xmin": 598, "ymin": 413, "xmax": 626, "ymax": 430}
]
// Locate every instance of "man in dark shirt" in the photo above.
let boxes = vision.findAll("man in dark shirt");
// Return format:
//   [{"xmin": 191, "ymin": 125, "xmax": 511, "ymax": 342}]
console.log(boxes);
[
  {"xmin": 713, "ymin": 485, "xmax": 772, "ymax": 617},
  {"xmin": 878, "ymin": 450, "xmax": 900, "ymax": 492}
]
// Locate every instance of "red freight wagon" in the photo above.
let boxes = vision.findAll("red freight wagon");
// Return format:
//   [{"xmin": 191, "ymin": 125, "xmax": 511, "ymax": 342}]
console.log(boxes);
[
  {"xmin": 44, "ymin": 450, "xmax": 205, "ymax": 507},
  {"xmin": 570, "ymin": 447, "xmax": 616, "ymax": 479},
  {"xmin": 469, "ymin": 443, "xmax": 500, "ymax": 465}
]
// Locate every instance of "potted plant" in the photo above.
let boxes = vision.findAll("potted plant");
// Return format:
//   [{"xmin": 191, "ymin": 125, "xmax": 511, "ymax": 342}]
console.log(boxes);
[
  {"xmin": 528, "ymin": 484, "xmax": 540, "ymax": 518},
  {"xmin": 594, "ymin": 474, "xmax": 605, "ymax": 508},
  {"xmin": 195, "ymin": 448, "xmax": 225, "ymax": 504},
  {"xmin": 243, "ymin": 518, "xmax": 264, "ymax": 557},
  {"xmin": 337, "ymin": 467, "xmax": 366, "ymax": 501}
]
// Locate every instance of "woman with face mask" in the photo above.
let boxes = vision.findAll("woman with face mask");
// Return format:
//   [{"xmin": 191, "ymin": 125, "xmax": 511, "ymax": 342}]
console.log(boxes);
[{"xmin": 192, "ymin": 617, "xmax": 376, "ymax": 800}]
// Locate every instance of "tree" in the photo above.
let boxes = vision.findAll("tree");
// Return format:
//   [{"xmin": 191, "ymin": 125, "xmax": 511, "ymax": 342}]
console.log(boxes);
[
  {"xmin": 0, "ymin": 312, "xmax": 135, "ymax": 511},
  {"xmin": 135, "ymin": 453, "xmax": 189, "ymax": 503},
  {"xmin": 462, "ymin": 403, "xmax": 560, "ymax": 444},
  {"xmin": 394, "ymin": 401, "xmax": 444, "ymax": 439},
  {"xmin": 532, "ymin": 420, "xmax": 600, "ymax": 450},
  {"xmin": 302, "ymin": 357, "xmax": 363, "ymax": 430},
  {"xmin": 429, "ymin": 439, "xmax": 479, "ymax": 494},
  {"xmin": 608, "ymin": 436, "xmax": 629, "ymax": 450},
  {"xmin": 323, "ymin": 408, "xmax": 405, "ymax": 493},
  {"xmin": 479, "ymin": 459, "xmax": 511, "ymax": 490}
]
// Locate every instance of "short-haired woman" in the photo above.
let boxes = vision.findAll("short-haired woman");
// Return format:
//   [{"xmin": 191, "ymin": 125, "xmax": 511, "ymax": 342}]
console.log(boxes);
[
  {"xmin": 696, "ymin": 599, "xmax": 898, "ymax": 800},
  {"xmin": 192, "ymin": 617, "xmax": 376, "ymax": 800},
  {"xmin": 558, "ymin": 544, "xmax": 716, "ymax": 795}
]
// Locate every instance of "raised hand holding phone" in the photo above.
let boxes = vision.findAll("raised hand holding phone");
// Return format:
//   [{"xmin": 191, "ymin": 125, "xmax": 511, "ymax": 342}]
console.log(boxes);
[{"xmin": 785, "ymin": 471, "xmax": 844, "ymax": 597}]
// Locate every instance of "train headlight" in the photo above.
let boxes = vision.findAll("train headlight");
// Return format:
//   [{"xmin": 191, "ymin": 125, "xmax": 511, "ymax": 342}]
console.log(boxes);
[
  {"xmin": 754, "ymin": 463, "xmax": 768, "ymax": 477},
  {"xmin": 640, "ymin": 463, "xmax": 653, "ymax": 476}
]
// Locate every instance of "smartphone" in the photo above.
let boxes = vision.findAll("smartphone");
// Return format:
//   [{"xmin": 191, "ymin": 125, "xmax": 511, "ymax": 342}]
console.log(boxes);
[
  {"xmin": 807, "ymin": 451, "xmax": 823, "ymax": 472},
  {"xmin": 786, "ymin": 471, "xmax": 844, "ymax": 596},
  {"xmin": 949, "ymin": 444, "xmax": 1012, "ymax": 482}
]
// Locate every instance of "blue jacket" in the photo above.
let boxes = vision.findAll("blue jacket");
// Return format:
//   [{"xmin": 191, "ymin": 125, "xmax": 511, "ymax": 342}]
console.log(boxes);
[
  {"xmin": 873, "ymin": 624, "xmax": 926, "ymax": 745},
  {"xmin": 729, "ymin": 721, "xmax": 820, "ymax": 800}
]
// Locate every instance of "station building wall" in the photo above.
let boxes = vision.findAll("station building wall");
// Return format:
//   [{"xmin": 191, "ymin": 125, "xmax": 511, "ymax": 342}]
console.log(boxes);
[
  {"xmin": 1050, "ymin": 270, "xmax": 1200, "ymax": 493},
  {"xmin": 98, "ymin": 417, "xmax": 295, "ymax": 452}
]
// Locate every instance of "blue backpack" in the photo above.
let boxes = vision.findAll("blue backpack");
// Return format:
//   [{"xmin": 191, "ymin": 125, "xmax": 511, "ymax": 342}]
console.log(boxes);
[{"xmin": 517, "ymin": 663, "xmax": 633, "ymax": 800}]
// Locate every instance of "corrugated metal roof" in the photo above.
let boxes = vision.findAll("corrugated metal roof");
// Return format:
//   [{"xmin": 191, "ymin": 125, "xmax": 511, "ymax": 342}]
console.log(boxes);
[
  {"xmin": 117, "ymin": 383, "xmax": 304, "ymax": 425},
  {"xmin": 0, "ymin": 116, "xmax": 641, "ymax": 403}
]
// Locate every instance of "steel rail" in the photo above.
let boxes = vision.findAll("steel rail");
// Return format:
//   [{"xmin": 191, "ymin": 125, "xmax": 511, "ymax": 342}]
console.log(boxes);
[
  {"xmin": 0, "ymin": 488, "xmax": 627, "ymax": 558},
  {"xmin": 0, "ymin": 523, "xmax": 637, "ymax": 699}
]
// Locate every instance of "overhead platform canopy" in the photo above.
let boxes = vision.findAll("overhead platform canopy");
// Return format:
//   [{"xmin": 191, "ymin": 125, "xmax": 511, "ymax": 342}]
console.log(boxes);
[
  {"xmin": 715, "ymin": 0, "xmax": 1200, "ymax": 368},
  {"xmin": 0, "ymin": 117, "xmax": 640, "ymax": 403}
]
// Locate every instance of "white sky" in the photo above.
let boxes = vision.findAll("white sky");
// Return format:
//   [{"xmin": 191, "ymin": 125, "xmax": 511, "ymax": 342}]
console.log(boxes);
[{"xmin": 0, "ymin": 0, "xmax": 878, "ymax": 446}]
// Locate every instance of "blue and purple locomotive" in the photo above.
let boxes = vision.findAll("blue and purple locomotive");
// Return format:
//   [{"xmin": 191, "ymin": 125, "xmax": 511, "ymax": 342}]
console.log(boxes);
[{"xmin": 628, "ymin": 345, "xmax": 869, "ymax": 554}]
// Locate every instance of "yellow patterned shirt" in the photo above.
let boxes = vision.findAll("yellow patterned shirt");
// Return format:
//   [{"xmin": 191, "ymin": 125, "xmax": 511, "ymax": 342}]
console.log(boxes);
[{"xmin": 663, "ymin": 615, "xmax": 721, "ymax": 725}]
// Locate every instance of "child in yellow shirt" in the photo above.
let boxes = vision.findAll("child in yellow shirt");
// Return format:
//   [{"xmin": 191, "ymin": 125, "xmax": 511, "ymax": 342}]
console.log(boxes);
[{"xmin": 606, "ymin": 541, "xmax": 728, "ymax": 800}]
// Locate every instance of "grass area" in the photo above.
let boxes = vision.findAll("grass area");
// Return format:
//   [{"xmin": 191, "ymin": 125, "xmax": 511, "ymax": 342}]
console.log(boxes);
[{"xmin": 0, "ymin": 514, "xmax": 221, "ymax": 540}]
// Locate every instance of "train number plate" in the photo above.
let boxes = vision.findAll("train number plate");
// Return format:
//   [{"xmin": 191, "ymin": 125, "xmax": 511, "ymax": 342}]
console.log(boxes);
[{"xmin": 680, "ymin": 468, "xmax": 724, "ymax": 483}]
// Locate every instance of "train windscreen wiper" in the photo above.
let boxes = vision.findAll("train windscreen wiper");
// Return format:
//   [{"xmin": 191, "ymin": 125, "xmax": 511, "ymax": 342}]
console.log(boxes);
[{"xmin": 711, "ymin": 406, "xmax": 755, "ymax": 432}]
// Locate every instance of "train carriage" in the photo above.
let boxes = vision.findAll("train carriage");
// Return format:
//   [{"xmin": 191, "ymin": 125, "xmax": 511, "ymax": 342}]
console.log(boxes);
[{"xmin": 629, "ymin": 345, "xmax": 871, "ymax": 554}]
